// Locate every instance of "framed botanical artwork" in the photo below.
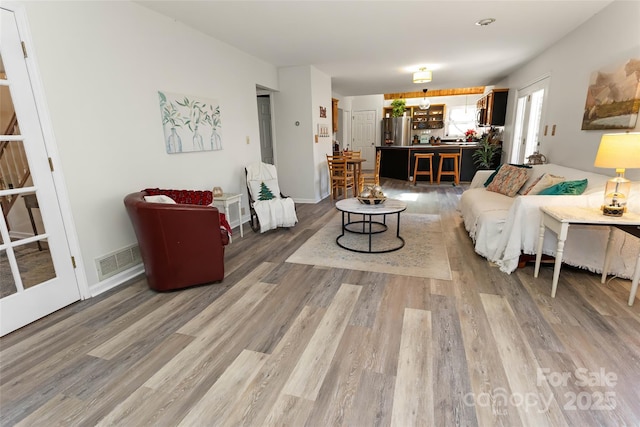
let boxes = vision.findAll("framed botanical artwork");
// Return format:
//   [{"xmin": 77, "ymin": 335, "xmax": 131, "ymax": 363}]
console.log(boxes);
[
  {"xmin": 158, "ymin": 91, "xmax": 223, "ymax": 153},
  {"xmin": 581, "ymin": 58, "xmax": 640, "ymax": 130}
]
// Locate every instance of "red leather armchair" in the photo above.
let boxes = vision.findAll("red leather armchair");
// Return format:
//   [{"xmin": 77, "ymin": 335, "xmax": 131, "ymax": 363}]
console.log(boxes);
[{"xmin": 124, "ymin": 190, "xmax": 229, "ymax": 291}]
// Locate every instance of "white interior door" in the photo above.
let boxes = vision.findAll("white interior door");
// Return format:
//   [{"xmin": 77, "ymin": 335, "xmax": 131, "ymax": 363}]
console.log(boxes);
[
  {"xmin": 0, "ymin": 8, "xmax": 80, "ymax": 336},
  {"xmin": 352, "ymin": 110, "xmax": 376, "ymax": 165},
  {"xmin": 510, "ymin": 77, "xmax": 550, "ymax": 164}
]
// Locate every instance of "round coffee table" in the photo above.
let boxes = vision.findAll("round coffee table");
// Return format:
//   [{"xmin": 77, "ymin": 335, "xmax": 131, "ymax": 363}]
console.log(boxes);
[{"xmin": 334, "ymin": 198, "xmax": 407, "ymax": 253}]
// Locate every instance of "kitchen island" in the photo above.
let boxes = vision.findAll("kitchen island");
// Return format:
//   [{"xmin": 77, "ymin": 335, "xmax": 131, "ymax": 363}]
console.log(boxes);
[{"xmin": 377, "ymin": 143, "xmax": 502, "ymax": 183}]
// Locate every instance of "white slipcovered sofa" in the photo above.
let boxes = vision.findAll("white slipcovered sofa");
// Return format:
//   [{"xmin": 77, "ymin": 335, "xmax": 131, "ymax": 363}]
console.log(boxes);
[{"xmin": 459, "ymin": 163, "xmax": 640, "ymax": 278}]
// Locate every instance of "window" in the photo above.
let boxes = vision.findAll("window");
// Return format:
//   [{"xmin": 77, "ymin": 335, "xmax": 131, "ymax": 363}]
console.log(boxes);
[{"xmin": 447, "ymin": 106, "xmax": 476, "ymax": 137}]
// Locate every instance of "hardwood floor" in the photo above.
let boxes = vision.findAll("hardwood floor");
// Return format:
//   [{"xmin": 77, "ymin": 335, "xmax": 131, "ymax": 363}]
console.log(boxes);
[{"xmin": 1, "ymin": 178, "xmax": 639, "ymax": 426}]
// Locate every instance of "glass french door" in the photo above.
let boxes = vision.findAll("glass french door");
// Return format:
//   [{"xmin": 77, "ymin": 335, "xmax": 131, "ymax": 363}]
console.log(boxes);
[
  {"xmin": 0, "ymin": 7, "xmax": 80, "ymax": 336},
  {"xmin": 510, "ymin": 77, "xmax": 550, "ymax": 164}
]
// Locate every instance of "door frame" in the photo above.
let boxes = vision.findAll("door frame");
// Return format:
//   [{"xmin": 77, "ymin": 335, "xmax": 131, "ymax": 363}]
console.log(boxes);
[
  {"xmin": 509, "ymin": 74, "xmax": 551, "ymax": 164},
  {"xmin": 4, "ymin": 3, "xmax": 89, "ymax": 299}
]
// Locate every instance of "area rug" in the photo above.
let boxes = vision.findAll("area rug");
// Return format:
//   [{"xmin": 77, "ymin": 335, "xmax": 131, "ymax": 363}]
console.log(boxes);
[{"xmin": 286, "ymin": 212, "xmax": 452, "ymax": 280}]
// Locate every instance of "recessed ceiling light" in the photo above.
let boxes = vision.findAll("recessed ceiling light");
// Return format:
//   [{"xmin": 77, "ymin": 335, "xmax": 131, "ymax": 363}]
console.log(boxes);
[{"xmin": 475, "ymin": 18, "xmax": 496, "ymax": 26}]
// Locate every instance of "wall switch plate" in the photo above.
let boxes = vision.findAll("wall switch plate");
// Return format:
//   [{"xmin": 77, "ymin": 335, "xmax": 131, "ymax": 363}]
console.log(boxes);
[{"xmin": 246, "ymin": 136, "xmax": 250, "ymax": 144}]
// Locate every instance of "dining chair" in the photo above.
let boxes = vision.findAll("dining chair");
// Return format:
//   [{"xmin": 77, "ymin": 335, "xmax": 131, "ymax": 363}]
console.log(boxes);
[
  {"xmin": 327, "ymin": 155, "xmax": 355, "ymax": 201},
  {"xmin": 359, "ymin": 150, "xmax": 381, "ymax": 192}
]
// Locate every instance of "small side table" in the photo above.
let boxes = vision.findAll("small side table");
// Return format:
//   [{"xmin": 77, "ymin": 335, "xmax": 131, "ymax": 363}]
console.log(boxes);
[
  {"xmin": 534, "ymin": 206, "xmax": 640, "ymax": 305},
  {"xmin": 211, "ymin": 193, "xmax": 243, "ymax": 238}
]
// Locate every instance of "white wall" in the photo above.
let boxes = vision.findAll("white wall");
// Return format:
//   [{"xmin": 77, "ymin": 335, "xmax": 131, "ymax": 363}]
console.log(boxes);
[
  {"xmin": 500, "ymin": 0, "xmax": 640, "ymax": 180},
  {"xmin": 22, "ymin": 1, "xmax": 278, "ymax": 292},
  {"xmin": 273, "ymin": 65, "xmax": 333, "ymax": 203},
  {"xmin": 310, "ymin": 67, "xmax": 334, "ymax": 201},
  {"xmin": 273, "ymin": 66, "xmax": 315, "ymax": 201}
]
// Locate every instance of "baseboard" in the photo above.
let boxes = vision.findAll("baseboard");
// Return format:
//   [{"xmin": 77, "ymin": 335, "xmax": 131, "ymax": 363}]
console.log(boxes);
[{"xmin": 89, "ymin": 264, "xmax": 145, "ymax": 297}]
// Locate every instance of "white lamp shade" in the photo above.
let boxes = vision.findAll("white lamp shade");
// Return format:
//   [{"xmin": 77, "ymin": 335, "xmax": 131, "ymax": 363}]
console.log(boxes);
[
  {"xmin": 413, "ymin": 69, "xmax": 432, "ymax": 84},
  {"xmin": 594, "ymin": 132, "xmax": 640, "ymax": 169}
]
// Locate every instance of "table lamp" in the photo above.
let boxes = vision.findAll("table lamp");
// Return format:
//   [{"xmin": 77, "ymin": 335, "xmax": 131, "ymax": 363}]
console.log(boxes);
[{"xmin": 593, "ymin": 132, "xmax": 640, "ymax": 216}]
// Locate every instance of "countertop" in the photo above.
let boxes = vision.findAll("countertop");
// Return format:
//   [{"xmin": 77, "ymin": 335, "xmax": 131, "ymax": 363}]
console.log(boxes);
[{"xmin": 379, "ymin": 143, "xmax": 479, "ymax": 149}]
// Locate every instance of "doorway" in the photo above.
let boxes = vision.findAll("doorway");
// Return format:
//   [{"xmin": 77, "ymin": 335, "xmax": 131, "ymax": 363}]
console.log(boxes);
[
  {"xmin": 510, "ymin": 76, "xmax": 550, "ymax": 164},
  {"xmin": 257, "ymin": 94, "xmax": 274, "ymax": 165},
  {"xmin": 351, "ymin": 110, "xmax": 376, "ymax": 164},
  {"xmin": 0, "ymin": 8, "xmax": 81, "ymax": 336}
]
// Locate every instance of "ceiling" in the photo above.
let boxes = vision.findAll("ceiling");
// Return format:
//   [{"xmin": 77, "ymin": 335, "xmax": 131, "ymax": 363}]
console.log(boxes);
[{"xmin": 136, "ymin": 1, "xmax": 613, "ymax": 96}]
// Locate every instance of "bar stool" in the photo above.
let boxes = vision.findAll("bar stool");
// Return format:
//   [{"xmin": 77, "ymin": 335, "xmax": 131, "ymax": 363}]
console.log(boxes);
[
  {"xmin": 413, "ymin": 153, "xmax": 434, "ymax": 185},
  {"xmin": 437, "ymin": 152, "xmax": 460, "ymax": 185}
]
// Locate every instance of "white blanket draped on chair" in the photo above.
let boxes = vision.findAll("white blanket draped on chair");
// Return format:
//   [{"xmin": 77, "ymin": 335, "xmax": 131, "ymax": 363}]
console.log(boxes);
[{"xmin": 246, "ymin": 162, "xmax": 298, "ymax": 233}]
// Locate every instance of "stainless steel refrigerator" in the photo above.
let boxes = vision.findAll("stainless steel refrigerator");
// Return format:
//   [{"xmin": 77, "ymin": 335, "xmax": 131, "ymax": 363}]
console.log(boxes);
[{"xmin": 381, "ymin": 116, "xmax": 411, "ymax": 146}]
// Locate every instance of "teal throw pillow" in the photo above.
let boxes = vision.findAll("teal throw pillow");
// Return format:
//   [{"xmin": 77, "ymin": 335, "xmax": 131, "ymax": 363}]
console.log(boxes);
[
  {"xmin": 483, "ymin": 165, "xmax": 502, "ymax": 186},
  {"xmin": 483, "ymin": 164, "xmax": 531, "ymax": 187},
  {"xmin": 538, "ymin": 179, "xmax": 588, "ymax": 195}
]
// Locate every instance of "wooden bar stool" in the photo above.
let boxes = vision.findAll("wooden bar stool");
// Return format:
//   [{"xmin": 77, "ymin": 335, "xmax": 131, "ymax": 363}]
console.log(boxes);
[
  {"xmin": 437, "ymin": 152, "xmax": 460, "ymax": 185},
  {"xmin": 413, "ymin": 153, "xmax": 434, "ymax": 185}
]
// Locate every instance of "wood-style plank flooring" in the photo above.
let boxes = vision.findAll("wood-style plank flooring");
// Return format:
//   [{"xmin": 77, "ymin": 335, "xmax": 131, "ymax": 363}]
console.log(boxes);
[{"xmin": 2, "ymin": 178, "xmax": 639, "ymax": 426}]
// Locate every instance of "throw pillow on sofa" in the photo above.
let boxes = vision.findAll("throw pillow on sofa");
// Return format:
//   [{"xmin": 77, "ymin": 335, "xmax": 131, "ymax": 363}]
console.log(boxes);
[
  {"xmin": 522, "ymin": 173, "xmax": 566, "ymax": 195},
  {"xmin": 538, "ymin": 179, "xmax": 588, "ymax": 195},
  {"xmin": 483, "ymin": 164, "xmax": 532, "ymax": 187},
  {"xmin": 486, "ymin": 164, "xmax": 530, "ymax": 197}
]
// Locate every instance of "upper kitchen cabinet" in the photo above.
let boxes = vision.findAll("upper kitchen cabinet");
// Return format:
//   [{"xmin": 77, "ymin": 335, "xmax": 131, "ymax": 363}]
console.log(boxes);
[
  {"xmin": 477, "ymin": 89, "xmax": 508, "ymax": 127},
  {"xmin": 332, "ymin": 98, "xmax": 339, "ymax": 133}
]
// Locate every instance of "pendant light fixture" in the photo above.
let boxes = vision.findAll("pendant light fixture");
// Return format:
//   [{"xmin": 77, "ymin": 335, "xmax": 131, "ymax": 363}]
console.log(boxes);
[
  {"xmin": 413, "ymin": 67, "xmax": 432, "ymax": 84},
  {"xmin": 419, "ymin": 88, "xmax": 431, "ymax": 110}
]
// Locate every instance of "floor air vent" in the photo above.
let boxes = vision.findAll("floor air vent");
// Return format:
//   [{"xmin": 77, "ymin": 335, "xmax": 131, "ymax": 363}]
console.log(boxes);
[{"xmin": 96, "ymin": 244, "xmax": 141, "ymax": 281}]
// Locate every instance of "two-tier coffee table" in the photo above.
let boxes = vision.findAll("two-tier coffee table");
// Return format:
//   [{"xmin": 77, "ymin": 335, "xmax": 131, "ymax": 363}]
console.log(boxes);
[{"xmin": 335, "ymin": 198, "xmax": 407, "ymax": 253}]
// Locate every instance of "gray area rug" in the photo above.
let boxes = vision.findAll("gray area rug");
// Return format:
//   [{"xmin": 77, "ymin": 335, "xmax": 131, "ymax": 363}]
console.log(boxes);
[{"xmin": 287, "ymin": 212, "xmax": 452, "ymax": 280}]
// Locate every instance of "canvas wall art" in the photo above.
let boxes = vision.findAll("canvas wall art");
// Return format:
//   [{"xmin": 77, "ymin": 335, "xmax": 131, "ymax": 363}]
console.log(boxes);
[
  {"xmin": 158, "ymin": 91, "xmax": 223, "ymax": 153},
  {"xmin": 581, "ymin": 58, "xmax": 640, "ymax": 130}
]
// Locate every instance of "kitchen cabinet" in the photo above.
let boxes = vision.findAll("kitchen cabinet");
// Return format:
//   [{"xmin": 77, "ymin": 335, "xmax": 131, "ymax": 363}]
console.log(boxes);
[
  {"xmin": 332, "ymin": 98, "xmax": 339, "ymax": 133},
  {"xmin": 377, "ymin": 143, "xmax": 502, "ymax": 182},
  {"xmin": 412, "ymin": 104, "xmax": 445, "ymax": 130},
  {"xmin": 477, "ymin": 89, "xmax": 508, "ymax": 127}
]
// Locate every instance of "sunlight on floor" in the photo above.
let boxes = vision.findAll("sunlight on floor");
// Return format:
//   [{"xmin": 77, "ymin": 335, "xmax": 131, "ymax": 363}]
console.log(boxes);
[{"xmin": 397, "ymin": 193, "xmax": 420, "ymax": 201}]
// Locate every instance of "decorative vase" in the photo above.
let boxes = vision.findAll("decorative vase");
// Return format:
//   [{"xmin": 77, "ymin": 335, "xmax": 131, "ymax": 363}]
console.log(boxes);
[
  {"xmin": 210, "ymin": 130, "xmax": 222, "ymax": 150},
  {"xmin": 193, "ymin": 125, "xmax": 204, "ymax": 151},
  {"xmin": 167, "ymin": 128, "xmax": 182, "ymax": 153},
  {"xmin": 212, "ymin": 186, "xmax": 223, "ymax": 197}
]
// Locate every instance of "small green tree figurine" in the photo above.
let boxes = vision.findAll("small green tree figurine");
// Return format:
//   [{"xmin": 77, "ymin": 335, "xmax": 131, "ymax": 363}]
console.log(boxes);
[{"xmin": 258, "ymin": 182, "xmax": 275, "ymax": 201}]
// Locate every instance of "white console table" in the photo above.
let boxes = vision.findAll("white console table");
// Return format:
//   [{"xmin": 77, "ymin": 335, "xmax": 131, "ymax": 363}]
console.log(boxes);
[
  {"xmin": 534, "ymin": 206, "xmax": 640, "ymax": 305},
  {"xmin": 211, "ymin": 193, "xmax": 243, "ymax": 238}
]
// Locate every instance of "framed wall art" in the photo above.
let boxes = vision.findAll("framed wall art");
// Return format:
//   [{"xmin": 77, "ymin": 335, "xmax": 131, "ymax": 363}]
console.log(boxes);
[
  {"xmin": 581, "ymin": 58, "xmax": 640, "ymax": 130},
  {"xmin": 158, "ymin": 91, "xmax": 223, "ymax": 154}
]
